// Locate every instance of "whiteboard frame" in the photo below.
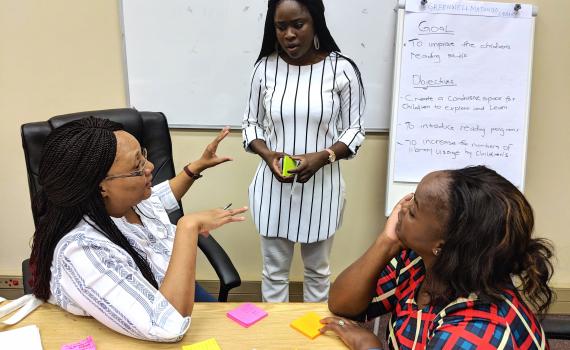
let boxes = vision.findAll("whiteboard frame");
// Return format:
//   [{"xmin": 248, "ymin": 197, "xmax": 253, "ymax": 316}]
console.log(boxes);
[
  {"xmin": 384, "ymin": 0, "xmax": 537, "ymax": 216},
  {"xmin": 117, "ymin": 0, "xmax": 400, "ymax": 131},
  {"xmin": 118, "ymin": 0, "xmax": 131, "ymax": 109}
]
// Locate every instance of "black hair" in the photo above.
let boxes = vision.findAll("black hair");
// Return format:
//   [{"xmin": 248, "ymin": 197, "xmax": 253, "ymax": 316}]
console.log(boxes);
[
  {"xmin": 256, "ymin": 0, "xmax": 365, "ymax": 100},
  {"xmin": 30, "ymin": 117, "xmax": 158, "ymax": 301},
  {"xmin": 429, "ymin": 166, "xmax": 554, "ymax": 313}
]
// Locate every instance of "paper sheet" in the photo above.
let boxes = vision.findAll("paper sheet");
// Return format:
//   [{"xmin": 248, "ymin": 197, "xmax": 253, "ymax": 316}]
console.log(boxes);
[
  {"xmin": 393, "ymin": 1, "xmax": 533, "ymax": 186},
  {"xmin": 0, "ymin": 325, "xmax": 43, "ymax": 350},
  {"xmin": 0, "ymin": 294, "xmax": 44, "ymax": 325}
]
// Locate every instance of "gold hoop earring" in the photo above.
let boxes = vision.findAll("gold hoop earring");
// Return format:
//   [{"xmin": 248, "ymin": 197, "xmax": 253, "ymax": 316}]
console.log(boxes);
[{"xmin": 313, "ymin": 35, "xmax": 320, "ymax": 50}]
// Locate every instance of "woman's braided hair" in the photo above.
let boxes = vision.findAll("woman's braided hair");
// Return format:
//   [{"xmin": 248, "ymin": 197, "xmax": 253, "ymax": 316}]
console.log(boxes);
[{"xmin": 30, "ymin": 117, "xmax": 158, "ymax": 301}]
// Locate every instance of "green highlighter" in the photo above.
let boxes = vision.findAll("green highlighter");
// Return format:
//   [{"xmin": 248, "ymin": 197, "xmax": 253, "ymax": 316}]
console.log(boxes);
[{"xmin": 282, "ymin": 155, "xmax": 297, "ymax": 177}]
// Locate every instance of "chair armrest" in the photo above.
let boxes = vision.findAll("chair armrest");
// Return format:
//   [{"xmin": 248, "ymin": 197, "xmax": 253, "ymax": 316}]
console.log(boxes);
[
  {"xmin": 542, "ymin": 314, "xmax": 570, "ymax": 340},
  {"xmin": 197, "ymin": 235, "xmax": 241, "ymax": 301},
  {"xmin": 168, "ymin": 209, "xmax": 241, "ymax": 301}
]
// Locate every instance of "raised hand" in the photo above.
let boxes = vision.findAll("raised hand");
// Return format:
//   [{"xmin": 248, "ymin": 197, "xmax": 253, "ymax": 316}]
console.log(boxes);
[
  {"xmin": 194, "ymin": 127, "xmax": 233, "ymax": 171},
  {"xmin": 383, "ymin": 193, "xmax": 414, "ymax": 246}
]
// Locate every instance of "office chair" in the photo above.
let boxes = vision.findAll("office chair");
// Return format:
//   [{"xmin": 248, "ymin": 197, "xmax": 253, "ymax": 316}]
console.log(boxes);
[
  {"xmin": 542, "ymin": 314, "xmax": 570, "ymax": 340},
  {"xmin": 20, "ymin": 108, "xmax": 241, "ymax": 301}
]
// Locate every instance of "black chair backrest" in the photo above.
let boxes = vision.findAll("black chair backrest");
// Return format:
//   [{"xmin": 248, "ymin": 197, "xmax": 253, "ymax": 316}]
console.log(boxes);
[
  {"xmin": 542, "ymin": 314, "xmax": 570, "ymax": 340},
  {"xmin": 21, "ymin": 108, "xmax": 184, "ymax": 226},
  {"xmin": 21, "ymin": 108, "xmax": 241, "ymax": 300}
]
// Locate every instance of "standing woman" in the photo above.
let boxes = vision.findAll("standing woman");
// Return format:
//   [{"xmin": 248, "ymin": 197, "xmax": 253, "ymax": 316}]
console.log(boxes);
[{"xmin": 242, "ymin": 0, "xmax": 365, "ymax": 302}]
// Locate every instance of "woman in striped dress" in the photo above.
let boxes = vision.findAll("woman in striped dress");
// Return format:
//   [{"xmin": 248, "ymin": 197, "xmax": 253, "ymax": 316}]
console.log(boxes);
[{"xmin": 242, "ymin": 0, "xmax": 365, "ymax": 302}]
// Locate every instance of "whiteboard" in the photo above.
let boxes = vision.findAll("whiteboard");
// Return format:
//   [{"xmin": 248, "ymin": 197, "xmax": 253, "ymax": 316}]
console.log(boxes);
[
  {"xmin": 120, "ymin": 0, "xmax": 399, "ymax": 130},
  {"xmin": 385, "ymin": 0, "xmax": 536, "ymax": 215}
]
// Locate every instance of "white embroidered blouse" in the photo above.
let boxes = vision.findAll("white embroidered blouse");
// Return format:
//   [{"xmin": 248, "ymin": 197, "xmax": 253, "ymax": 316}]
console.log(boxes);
[{"xmin": 48, "ymin": 181, "xmax": 190, "ymax": 342}]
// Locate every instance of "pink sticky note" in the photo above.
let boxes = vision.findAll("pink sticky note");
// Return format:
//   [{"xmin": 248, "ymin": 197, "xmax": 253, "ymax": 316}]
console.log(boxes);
[
  {"xmin": 226, "ymin": 303, "xmax": 268, "ymax": 328},
  {"xmin": 60, "ymin": 336, "xmax": 96, "ymax": 350}
]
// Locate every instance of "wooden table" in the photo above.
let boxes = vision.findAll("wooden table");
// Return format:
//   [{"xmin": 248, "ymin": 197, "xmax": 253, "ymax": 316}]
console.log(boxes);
[{"xmin": 0, "ymin": 302, "xmax": 347, "ymax": 349}]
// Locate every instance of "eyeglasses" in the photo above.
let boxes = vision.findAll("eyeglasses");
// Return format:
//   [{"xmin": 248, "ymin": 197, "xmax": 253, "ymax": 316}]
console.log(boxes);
[{"xmin": 104, "ymin": 148, "xmax": 148, "ymax": 180}]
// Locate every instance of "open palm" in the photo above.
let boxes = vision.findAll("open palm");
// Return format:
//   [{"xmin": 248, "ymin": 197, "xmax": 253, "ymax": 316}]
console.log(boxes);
[{"xmin": 198, "ymin": 127, "xmax": 232, "ymax": 169}]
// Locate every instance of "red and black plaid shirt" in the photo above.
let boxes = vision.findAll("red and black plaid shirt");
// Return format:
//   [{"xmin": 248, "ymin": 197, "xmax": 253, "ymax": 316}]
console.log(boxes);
[{"xmin": 363, "ymin": 250, "xmax": 548, "ymax": 349}]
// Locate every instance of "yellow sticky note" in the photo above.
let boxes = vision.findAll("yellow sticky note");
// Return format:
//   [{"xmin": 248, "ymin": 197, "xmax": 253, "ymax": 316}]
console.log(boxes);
[
  {"xmin": 282, "ymin": 155, "xmax": 297, "ymax": 177},
  {"xmin": 182, "ymin": 338, "xmax": 221, "ymax": 350},
  {"xmin": 290, "ymin": 312, "xmax": 322, "ymax": 339}
]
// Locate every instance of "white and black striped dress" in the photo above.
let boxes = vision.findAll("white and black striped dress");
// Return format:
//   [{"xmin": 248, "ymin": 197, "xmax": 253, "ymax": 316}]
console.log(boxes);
[{"xmin": 242, "ymin": 52, "xmax": 365, "ymax": 243}]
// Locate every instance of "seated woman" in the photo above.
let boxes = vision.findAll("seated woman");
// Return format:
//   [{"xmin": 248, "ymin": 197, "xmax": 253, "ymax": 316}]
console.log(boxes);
[
  {"xmin": 322, "ymin": 166, "xmax": 553, "ymax": 349},
  {"xmin": 29, "ymin": 117, "xmax": 247, "ymax": 342}
]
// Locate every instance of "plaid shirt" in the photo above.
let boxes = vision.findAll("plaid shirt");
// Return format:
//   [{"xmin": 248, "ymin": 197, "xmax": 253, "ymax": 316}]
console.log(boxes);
[{"xmin": 363, "ymin": 250, "xmax": 548, "ymax": 349}]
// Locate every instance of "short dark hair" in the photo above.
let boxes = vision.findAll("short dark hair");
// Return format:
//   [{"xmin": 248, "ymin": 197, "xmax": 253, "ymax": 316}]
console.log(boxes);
[
  {"xmin": 30, "ymin": 117, "xmax": 158, "ymax": 300},
  {"xmin": 430, "ymin": 166, "xmax": 554, "ymax": 313}
]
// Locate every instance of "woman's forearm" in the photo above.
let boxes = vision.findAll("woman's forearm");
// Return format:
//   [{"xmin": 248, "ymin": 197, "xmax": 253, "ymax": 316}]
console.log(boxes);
[
  {"xmin": 328, "ymin": 142, "xmax": 351, "ymax": 160},
  {"xmin": 248, "ymin": 139, "xmax": 272, "ymax": 160},
  {"xmin": 168, "ymin": 161, "xmax": 206, "ymax": 202},
  {"xmin": 329, "ymin": 234, "xmax": 401, "ymax": 317},
  {"xmin": 159, "ymin": 222, "xmax": 199, "ymax": 316}
]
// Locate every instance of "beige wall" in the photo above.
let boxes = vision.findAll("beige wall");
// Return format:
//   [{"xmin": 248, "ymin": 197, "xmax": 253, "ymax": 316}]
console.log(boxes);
[
  {"xmin": 0, "ymin": 0, "xmax": 128, "ymax": 274},
  {"xmin": 1, "ymin": 1, "xmax": 569, "ymax": 291}
]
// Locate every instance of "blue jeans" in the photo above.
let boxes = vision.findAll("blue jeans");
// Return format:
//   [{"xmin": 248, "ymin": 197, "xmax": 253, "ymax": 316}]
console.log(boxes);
[{"xmin": 194, "ymin": 282, "xmax": 216, "ymax": 302}]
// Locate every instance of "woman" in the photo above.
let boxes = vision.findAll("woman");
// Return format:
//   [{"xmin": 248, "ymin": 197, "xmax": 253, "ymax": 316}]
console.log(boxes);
[
  {"xmin": 242, "ymin": 0, "xmax": 365, "ymax": 302},
  {"xmin": 30, "ymin": 117, "xmax": 247, "ymax": 342},
  {"xmin": 322, "ymin": 166, "xmax": 553, "ymax": 349}
]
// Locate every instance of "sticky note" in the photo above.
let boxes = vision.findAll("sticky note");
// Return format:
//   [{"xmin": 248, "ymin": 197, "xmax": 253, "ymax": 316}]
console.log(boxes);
[
  {"xmin": 60, "ymin": 336, "xmax": 96, "ymax": 350},
  {"xmin": 226, "ymin": 303, "xmax": 268, "ymax": 328},
  {"xmin": 182, "ymin": 338, "xmax": 221, "ymax": 350},
  {"xmin": 282, "ymin": 155, "xmax": 297, "ymax": 177},
  {"xmin": 290, "ymin": 312, "xmax": 322, "ymax": 339}
]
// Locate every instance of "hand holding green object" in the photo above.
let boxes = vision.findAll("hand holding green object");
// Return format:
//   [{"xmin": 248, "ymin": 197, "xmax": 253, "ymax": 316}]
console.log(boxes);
[{"xmin": 282, "ymin": 155, "xmax": 297, "ymax": 177}]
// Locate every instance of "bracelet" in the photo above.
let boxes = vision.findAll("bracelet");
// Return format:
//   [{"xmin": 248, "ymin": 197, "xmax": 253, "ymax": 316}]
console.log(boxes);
[
  {"xmin": 324, "ymin": 148, "xmax": 336, "ymax": 163},
  {"xmin": 183, "ymin": 165, "xmax": 203, "ymax": 180}
]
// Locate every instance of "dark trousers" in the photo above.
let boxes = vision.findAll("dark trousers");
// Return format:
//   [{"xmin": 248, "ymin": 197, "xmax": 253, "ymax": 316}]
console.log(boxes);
[{"xmin": 194, "ymin": 282, "xmax": 216, "ymax": 302}]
